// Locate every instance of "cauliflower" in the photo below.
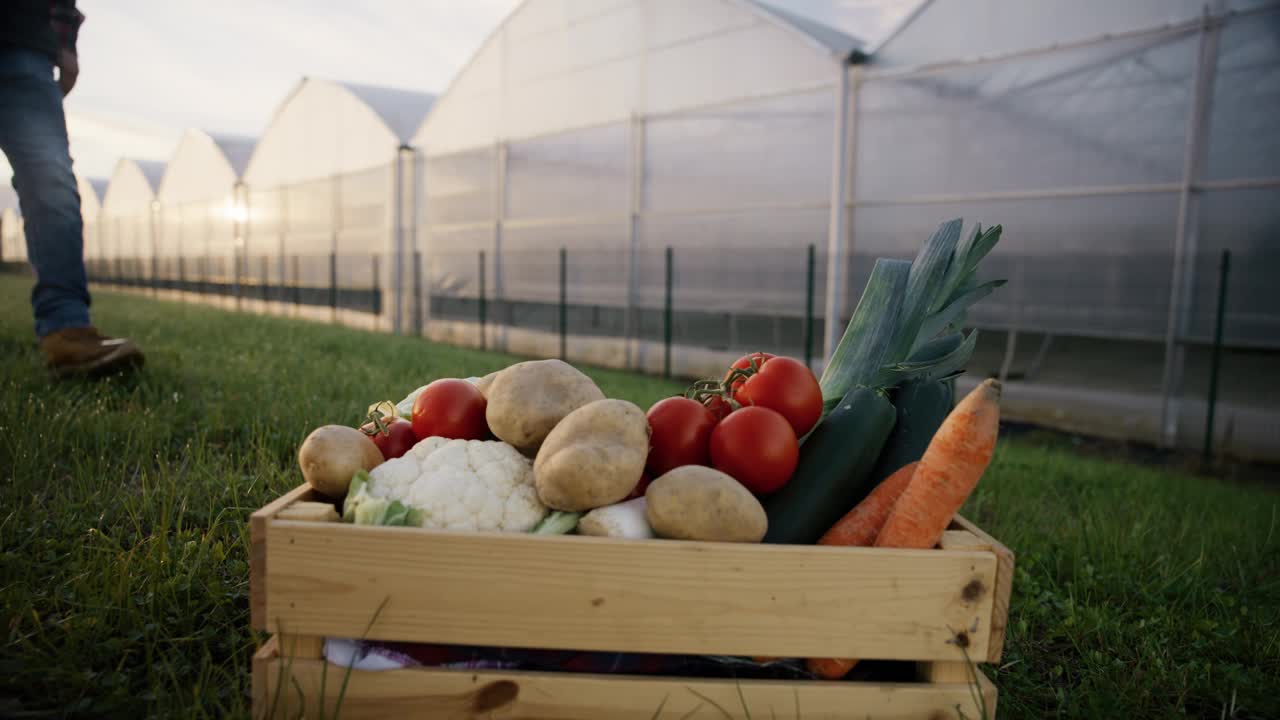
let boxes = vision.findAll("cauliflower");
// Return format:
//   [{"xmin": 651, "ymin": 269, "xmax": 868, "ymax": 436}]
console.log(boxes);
[{"xmin": 356, "ymin": 436, "xmax": 548, "ymax": 532}]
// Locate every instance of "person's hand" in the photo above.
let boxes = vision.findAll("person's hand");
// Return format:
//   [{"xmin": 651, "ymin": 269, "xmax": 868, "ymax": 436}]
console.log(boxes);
[{"xmin": 57, "ymin": 49, "xmax": 79, "ymax": 96}]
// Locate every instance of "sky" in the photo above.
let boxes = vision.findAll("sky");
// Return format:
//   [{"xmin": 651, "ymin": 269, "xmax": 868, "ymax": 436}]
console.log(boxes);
[{"xmin": 0, "ymin": 0, "xmax": 917, "ymax": 206}]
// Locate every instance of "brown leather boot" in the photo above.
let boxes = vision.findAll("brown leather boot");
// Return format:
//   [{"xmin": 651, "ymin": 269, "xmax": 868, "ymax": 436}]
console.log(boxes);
[{"xmin": 39, "ymin": 326, "xmax": 145, "ymax": 377}]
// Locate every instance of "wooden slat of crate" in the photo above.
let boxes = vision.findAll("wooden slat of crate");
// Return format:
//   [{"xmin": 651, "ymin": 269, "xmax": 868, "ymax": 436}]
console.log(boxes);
[
  {"xmin": 949, "ymin": 516, "xmax": 1015, "ymax": 662},
  {"xmin": 250, "ymin": 484, "xmax": 320, "ymax": 631},
  {"xmin": 254, "ymin": 650, "xmax": 998, "ymax": 720},
  {"xmin": 263, "ymin": 519, "xmax": 998, "ymax": 661}
]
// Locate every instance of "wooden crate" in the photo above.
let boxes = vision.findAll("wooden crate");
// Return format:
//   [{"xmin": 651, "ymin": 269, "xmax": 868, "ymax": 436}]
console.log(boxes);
[{"xmin": 250, "ymin": 484, "xmax": 1013, "ymax": 719}]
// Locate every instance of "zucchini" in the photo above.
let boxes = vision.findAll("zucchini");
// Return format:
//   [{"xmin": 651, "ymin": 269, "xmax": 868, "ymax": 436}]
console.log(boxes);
[
  {"xmin": 869, "ymin": 378, "xmax": 954, "ymax": 483},
  {"xmin": 868, "ymin": 331, "xmax": 963, "ymax": 486},
  {"xmin": 762, "ymin": 387, "xmax": 896, "ymax": 545}
]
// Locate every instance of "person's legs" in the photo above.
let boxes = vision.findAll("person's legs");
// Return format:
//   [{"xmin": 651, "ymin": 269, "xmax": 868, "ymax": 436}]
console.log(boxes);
[
  {"xmin": 0, "ymin": 48, "xmax": 91, "ymax": 337},
  {"xmin": 0, "ymin": 48, "xmax": 143, "ymax": 376}
]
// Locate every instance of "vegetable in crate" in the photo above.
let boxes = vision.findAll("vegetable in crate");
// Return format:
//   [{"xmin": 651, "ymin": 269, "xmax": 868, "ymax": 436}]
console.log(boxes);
[
  {"xmin": 645, "ymin": 466, "xmax": 768, "ymax": 543},
  {"xmin": 362, "ymin": 412, "xmax": 418, "ymax": 460},
  {"xmin": 645, "ymin": 397, "xmax": 717, "ymax": 478},
  {"xmin": 765, "ymin": 220, "xmax": 1003, "ymax": 544},
  {"xmin": 876, "ymin": 378, "xmax": 1001, "ymax": 549},
  {"xmin": 578, "ymin": 497, "xmax": 654, "ymax": 539},
  {"xmin": 411, "ymin": 378, "xmax": 489, "ymax": 441},
  {"xmin": 807, "ymin": 461, "xmax": 918, "ymax": 680},
  {"xmin": 534, "ymin": 399, "xmax": 650, "ymax": 511},
  {"xmin": 346, "ymin": 435, "xmax": 548, "ymax": 532},
  {"xmin": 485, "ymin": 359, "xmax": 605, "ymax": 455},
  {"xmin": 725, "ymin": 354, "xmax": 823, "ymax": 437},
  {"xmin": 709, "ymin": 406, "xmax": 799, "ymax": 495},
  {"xmin": 297, "ymin": 425, "xmax": 384, "ymax": 499},
  {"xmin": 868, "ymin": 332, "xmax": 966, "ymax": 483}
]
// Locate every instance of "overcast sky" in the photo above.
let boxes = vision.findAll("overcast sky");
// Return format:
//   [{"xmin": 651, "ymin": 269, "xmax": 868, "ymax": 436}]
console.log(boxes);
[{"xmin": 0, "ymin": 0, "xmax": 916, "ymax": 202}]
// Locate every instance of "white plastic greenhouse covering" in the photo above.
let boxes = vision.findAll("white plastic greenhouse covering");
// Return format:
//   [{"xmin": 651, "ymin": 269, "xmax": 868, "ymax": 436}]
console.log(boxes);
[
  {"xmin": 109, "ymin": 130, "xmax": 259, "ymax": 300},
  {"xmin": 77, "ymin": 0, "xmax": 1279, "ymax": 457},
  {"xmin": 239, "ymin": 78, "xmax": 435, "ymax": 330},
  {"xmin": 0, "ymin": 174, "xmax": 100, "ymax": 264},
  {"xmin": 97, "ymin": 159, "xmax": 164, "ymax": 286}
]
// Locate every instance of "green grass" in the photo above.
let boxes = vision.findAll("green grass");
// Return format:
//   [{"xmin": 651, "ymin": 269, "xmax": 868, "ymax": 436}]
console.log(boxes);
[{"xmin": 1, "ymin": 275, "xmax": 1277, "ymax": 719}]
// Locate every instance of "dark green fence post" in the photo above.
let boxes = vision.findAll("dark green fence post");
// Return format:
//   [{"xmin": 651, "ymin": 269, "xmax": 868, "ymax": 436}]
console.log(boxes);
[
  {"xmin": 329, "ymin": 251, "xmax": 337, "ymax": 319},
  {"xmin": 664, "ymin": 246, "xmax": 673, "ymax": 379},
  {"xmin": 478, "ymin": 250, "xmax": 487, "ymax": 351},
  {"xmin": 372, "ymin": 254, "xmax": 381, "ymax": 317},
  {"xmin": 1203, "ymin": 249, "xmax": 1231, "ymax": 466},
  {"xmin": 804, "ymin": 243, "xmax": 816, "ymax": 370},
  {"xmin": 412, "ymin": 250, "xmax": 423, "ymax": 335},
  {"xmin": 559, "ymin": 247, "xmax": 568, "ymax": 360}
]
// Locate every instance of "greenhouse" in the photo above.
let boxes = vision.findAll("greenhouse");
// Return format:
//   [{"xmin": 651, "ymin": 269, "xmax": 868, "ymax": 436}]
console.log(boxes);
[
  {"xmin": 30, "ymin": 0, "xmax": 1279, "ymax": 458},
  {"xmin": 0, "ymin": 173, "xmax": 102, "ymax": 265},
  {"xmin": 239, "ymin": 77, "xmax": 435, "ymax": 330},
  {"xmin": 408, "ymin": 0, "xmax": 1280, "ymax": 457},
  {"xmin": 97, "ymin": 158, "xmax": 165, "ymax": 285}
]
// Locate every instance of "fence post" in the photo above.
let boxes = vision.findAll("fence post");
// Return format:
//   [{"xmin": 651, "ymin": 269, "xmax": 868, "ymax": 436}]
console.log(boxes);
[
  {"xmin": 559, "ymin": 247, "xmax": 568, "ymax": 360},
  {"xmin": 479, "ymin": 250, "xmax": 487, "ymax": 351},
  {"xmin": 372, "ymin": 254, "xmax": 382, "ymax": 318},
  {"xmin": 329, "ymin": 251, "xmax": 338, "ymax": 322},
  {"xmin": 412, "ymin": 250, "xmax": 422, "ymax": 336},
  {"xmin": 1203, "ymin": 249, "xmax": 1231, "ymax": 466},
  {"xmin": 804, "ymin": 243, "xmax": 815, "ymax": 370},
  {"xmin": 664, "ymin": 246, "xmax": 673, "ymax": 379}
]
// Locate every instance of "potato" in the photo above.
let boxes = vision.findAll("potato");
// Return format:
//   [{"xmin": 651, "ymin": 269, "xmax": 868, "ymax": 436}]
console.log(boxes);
[
  {"xmin": 645, "ymin": 466, "xmax": 767, "ymax": 543},
  {"xmin": 472, "ymin": 371, "xmax": 499, "ymax": 398},
  {"xmin": 485, "ymin": 359, "xmax": 604, "ymax": 454},
  {"xmin": 534, "ymin": 399, "xmax": 649, "ymax": 511},
  {"xmin": 297, "ymin": 425, "xmax": 383, "ymax": 499}
]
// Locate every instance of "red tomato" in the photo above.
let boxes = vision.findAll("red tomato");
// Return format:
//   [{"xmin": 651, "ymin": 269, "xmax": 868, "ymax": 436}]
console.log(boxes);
[
  {"xmin": 725, "ymin": 352, "xmax": 776, "ymax": 395},
  {"xmin": 646, "ymin": 397, "xmax": 717, "ymax": 477},
  {"xmin": 411, "ymin": 379, "xmax": 489, "ymax": 441},
  {"xmin": 732, "ymin": 356, "xmax": 822, "ymax": 437},
  {"xmin": 709, "ymin": 406, "xmax": 798, "ymax": 495},
  {"xmin": 361, "ymin": 416, "xmax": 418, "ymax": 460},
  {"xmin": 700, "ymin": 395, "xmax": 734, "ymax": 422}
]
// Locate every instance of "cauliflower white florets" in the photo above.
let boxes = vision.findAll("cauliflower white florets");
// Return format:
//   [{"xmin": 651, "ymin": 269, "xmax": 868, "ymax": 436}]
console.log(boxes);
[{"xmin": 365, "ymin": 436, "xmax": 548, "ymax": 532}]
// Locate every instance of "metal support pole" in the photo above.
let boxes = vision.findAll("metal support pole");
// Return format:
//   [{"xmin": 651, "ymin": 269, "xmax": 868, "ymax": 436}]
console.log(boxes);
[
  {"xmin": 559, "ymin": 247, "xmax": 568, "ymax": 360},
  {"xmin": 261, "ymin": 255, "xmax": 269, "ymax": 303},
  {"xmin": 1160, "ymin": 10, "xmax": 1221, "ymax": 446},
  {"xmin": 804, "ymin": 243, "xmax": 816, "ymax": 370},
  {"xmin": 1203, "ymin": 249, "xmax": 1230, "ymax": 465},
  {"xmin": 625, "ymin": 115, "xmax": 645, "ymax": 370},
  {"xmin": 292, "ymin": 255, "xmax": 301, "ymax": 309},
  {"xmin": 823, "ymin": 67, "xmax": 856, "ymax": 365},
  {"xmin": 478, "ymin": 249, "xmax": 488, "ymax": 351},
  {"xmin": 664, "ymin": 246, "xmax": 673, "ymax": 379}
]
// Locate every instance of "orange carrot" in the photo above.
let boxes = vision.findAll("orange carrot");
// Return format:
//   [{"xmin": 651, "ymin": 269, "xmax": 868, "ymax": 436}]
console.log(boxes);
[
  {"xmin": 875, "ymin": 379, "xmax": 1001, "ymax": 550},
  {"xmin": 806, "ymin": 461, "xmax": 919, "ymax": 680},
  {"xmin": 817, "ymin": 461, "xmax": 918, "ymax": 547}
]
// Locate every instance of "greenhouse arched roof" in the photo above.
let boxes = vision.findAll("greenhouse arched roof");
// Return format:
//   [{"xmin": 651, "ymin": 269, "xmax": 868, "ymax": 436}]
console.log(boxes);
[
  {"xmin": 244, "ymin": 77, "xmax": 435, "ymax": 188},
  {"xmin": 412, "ymin": 0, "xmax": 880, "ymax": 153},
  {"xmin": 157, "ymin": 129, "xmax": 255, "ymax": 206},
  {"xmin": 103, "ymin": 158, "xmax": 164, "ymax": 216}
]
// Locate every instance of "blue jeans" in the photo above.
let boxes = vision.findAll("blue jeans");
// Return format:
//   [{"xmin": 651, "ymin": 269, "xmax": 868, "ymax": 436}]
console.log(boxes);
[{"xmin": 0, "ymin": 48, "xmax": 91, "ymax": 338}]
